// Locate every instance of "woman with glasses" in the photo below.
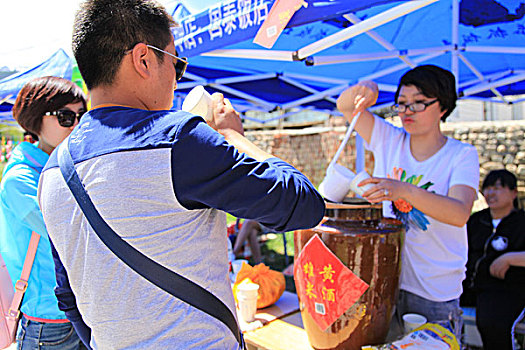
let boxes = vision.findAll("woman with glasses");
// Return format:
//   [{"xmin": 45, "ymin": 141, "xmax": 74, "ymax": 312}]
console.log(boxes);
[
  {"xmin": 0, "ymin": 76, "xmax": 87, "ymax": 349},
  {"xmin": 336, "ymin": 65, "xmax": 479, "ymax": 341}
]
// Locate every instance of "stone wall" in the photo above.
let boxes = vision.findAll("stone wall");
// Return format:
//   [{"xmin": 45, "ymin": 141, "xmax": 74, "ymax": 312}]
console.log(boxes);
[
  {"xmin": 245, "ymin": 120, "xmax": 525, "ymax": 204},
  {"xmin": 246, "ymin": 126, "xmax": 374, "ymax": 186}
]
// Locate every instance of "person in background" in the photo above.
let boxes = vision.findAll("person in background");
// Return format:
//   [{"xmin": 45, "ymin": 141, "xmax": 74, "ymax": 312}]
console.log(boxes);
[
  {"xmin": 37, "ymin": 0, "xmax": 325, "ymax": 348},
  {"xmin": 336, "ymin": 65, "xmax": 479, "ymax": 341},
  {"xmin": 463, "ymin": 169, "xmax": 525, "ymax": 350},
  {"xmin": 232, "ymin": 219, "xmax": 264, "ymax": 264},
  {"xmin": 0, "ymin": 76, "xmax": 87, "ymax": 349}
]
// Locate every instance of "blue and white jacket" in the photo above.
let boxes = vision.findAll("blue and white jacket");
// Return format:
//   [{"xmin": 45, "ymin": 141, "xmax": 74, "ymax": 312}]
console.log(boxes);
[
  {"xmin": 0, "ymin": 142, "xmax": 69, "ymax": 321},
  {"xmin": 38, "ymin": 106, "xmax": 324, "ymax": 349}
]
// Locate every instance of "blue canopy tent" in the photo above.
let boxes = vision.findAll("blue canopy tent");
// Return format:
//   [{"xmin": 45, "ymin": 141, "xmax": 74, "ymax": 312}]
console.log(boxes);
[
  {"xmin": 2, "ymin": 1, "xmax": 523, "ymax": 123},
  {"xmin": 173, "ymin": 0, "xmax": 525, "ymax": 116},
  {"xmin": 0, "ymin": 49, "xmax": 74, "ymax": 124}
]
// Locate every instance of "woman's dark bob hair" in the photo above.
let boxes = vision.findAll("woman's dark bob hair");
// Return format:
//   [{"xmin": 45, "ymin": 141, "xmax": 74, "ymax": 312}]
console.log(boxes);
[
  {"xmin": 12, "ymin": 76, "xmax": 87, "ymax": 139},
  {"xmin": 395, "ymin": 65, "xmax": 457, "ymax": 122}
]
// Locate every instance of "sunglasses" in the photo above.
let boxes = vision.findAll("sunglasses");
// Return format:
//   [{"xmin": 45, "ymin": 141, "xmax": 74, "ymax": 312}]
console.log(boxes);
[
  {"xmin": 45, "ymin": 109, "xmax": 85, "ymax": 127},
  {"xmin": 146, "ymin": 44, "xmax": 188, "ymax": 81}
]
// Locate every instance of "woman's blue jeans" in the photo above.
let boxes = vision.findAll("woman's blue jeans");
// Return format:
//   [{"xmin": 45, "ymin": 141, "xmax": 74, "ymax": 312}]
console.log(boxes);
[
  {"xmin": 17, "ymin": 315, "xmax": 87, "ymax": 350},
  {"xmin": 388, "ymin": 289, "xmax": 463, "ymax": 343}
]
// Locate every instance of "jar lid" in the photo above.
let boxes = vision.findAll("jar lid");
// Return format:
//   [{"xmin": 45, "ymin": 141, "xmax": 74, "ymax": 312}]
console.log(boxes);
[
  {"xmin": 324, "ymin": 198, "xmax": 383, "ymax": 221},
  {"xmin": 324, "ymin": 197, "xmax": 382, "ymax": 210}
]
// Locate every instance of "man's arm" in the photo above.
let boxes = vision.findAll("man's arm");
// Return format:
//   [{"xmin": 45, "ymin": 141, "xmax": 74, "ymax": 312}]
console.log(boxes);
[
  {"xmin": 171, "ymin": 117, "xmax": 325, "ymax": 232},
  {"xmin": 49, "ymin": 239, "xmax": 92, "ymax": 349},
  {"xmin": 209, "ymin": 94, "xmax": 272, "ymax": 162}
]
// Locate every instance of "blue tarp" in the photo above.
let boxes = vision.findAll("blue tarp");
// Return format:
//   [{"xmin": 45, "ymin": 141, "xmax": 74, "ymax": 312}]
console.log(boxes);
[{"xmin": 174, "ymin": 0, "xmax": 525, "ymax": 113}]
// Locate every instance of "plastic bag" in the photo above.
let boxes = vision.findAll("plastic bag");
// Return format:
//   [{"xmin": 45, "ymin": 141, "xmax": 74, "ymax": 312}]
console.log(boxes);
[
  {"xmin": 233, "ymin": 262, "xmax": 285, "ymax": 309},
  {"xmin": 361, "ymin": 323, "xmax": 459, "ymax": 350}
]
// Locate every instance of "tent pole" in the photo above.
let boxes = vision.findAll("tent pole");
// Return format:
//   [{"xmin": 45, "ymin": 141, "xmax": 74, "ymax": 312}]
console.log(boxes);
[
  {"xmin": 355, "ymin": 134, "xmax": 365, "ymax": 174},
  {"xmin": 463, "ymin": 46, "xmax": 525, "ymax": 54},
  {"xmin": 458, "ymin": 70, "xmax": 513, "ymax": 88},
  {"xmin": 279, "ymin": 76, "xmax": 338, "ymax": 104},
  {"xmin": 202, "ymin": 49, "xmax": 294, "ymax": 61},
  {"xmin": 359, "ymin": 52, "xmax": 445, "ymax": 81},
  {"xmin": 296, "ymin": 0, "xmax": 438, "ymax": 59},
  {"xmin": 284, "ymin": 72, "xmax": 347, "ymax": 85},
  {"xmin": 181, "ymin": 72, "xmax": 276, "ymax": 110},
  {"xmin": 343, "ymin": 13, "xmax": 416, "ymax": 69},
  {"xmin": 178, "ymin": 72, "xmax": 278, "ymax": 89},
  {"xmin": 311, "ymin": 46, "xmax": 452, "ymax": 66},
  {"xmin": 280, "ymin": 84, "xmax": 348, "ymax": 110},
  {"xmin": 451, "ymin": 0, "xmax": 459, "ymax": 119},
  {"xmin": 457, "ymin": 53, "xmax": 508, "ymax": 103},
  {"xmin": 461, "ymin": 71, "xmax": 525, "ymax": 96}
]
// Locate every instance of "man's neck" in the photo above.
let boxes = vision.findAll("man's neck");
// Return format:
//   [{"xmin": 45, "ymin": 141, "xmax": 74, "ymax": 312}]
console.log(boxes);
[
  {"xmin": 490, "ymin": 206, "xmax": 514, "ymax": 220},
  {"xmin": 89, "ymin": 85, "xmax": 149, "ymax": 110}
]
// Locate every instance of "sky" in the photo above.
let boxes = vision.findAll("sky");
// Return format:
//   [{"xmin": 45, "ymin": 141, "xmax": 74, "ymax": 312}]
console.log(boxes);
[{"xmin": 0, "ymin": 0, "xmax": 219, "ymax": 71}]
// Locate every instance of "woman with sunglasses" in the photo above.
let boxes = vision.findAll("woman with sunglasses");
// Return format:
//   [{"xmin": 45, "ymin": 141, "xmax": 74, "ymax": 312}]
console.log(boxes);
[
  {"xmin": 336, "ymin": 65, "xmax": 479, "ymax": 341},
  {"xmin": 0, "ymin": 76, "xmax": 87, "ymax": 349}
]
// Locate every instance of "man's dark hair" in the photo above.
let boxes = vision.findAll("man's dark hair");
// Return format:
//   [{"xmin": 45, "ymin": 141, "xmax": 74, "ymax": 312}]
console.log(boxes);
[
  {"xmin": 394, "ymin": 65, "xmax": 457, "ymax": 122},
  {"xmin": 72, "ymin": 0, "xmax": 176, "ymax": 89},
  {"xmin": 482, "ymin": 169, "xmax": 519, "ymax": 208},
  {"xmin": 12, "ymin": 76, "xmax": 87, "ymax": 140}
]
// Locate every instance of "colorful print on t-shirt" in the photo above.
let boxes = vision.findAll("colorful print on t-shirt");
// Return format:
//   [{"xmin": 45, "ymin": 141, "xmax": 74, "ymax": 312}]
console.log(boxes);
[{"xmin": 388, "ymin": 167, "xmax": 433, "ymax": 231}]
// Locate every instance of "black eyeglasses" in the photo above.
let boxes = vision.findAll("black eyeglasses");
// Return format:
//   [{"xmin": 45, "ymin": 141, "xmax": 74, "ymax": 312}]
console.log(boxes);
[
  {"xmin": 392, "ymin": 99, "xmax": 439, "ymax": 113},
  {"xmin": 146, "ymin": 45, "xmax": 188, "ymax": 81},
  {"xmin": 45, "ymin": 109, "xmax": 85, "ymax": 127}
]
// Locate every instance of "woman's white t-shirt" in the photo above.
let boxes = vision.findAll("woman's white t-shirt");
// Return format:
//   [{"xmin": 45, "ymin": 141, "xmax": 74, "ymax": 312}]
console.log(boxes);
[{"xmin": 366, "ymin": 116, "xmax": 480, "ymax": 302}]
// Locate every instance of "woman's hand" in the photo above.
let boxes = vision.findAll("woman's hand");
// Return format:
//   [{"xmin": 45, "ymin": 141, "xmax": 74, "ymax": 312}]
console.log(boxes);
[
  {"xmin": 336, "ymin": 81, "xmax": 379, "ymax": 118},
  {"xmin": 356, "ymin": 176, "xmax": 475, "ymax": 227},
  {"xmin": 359, "ymin": 176, "xmax": 406, "ymax": 203},
  {"xmin": 209, "ymin": 92, "xmax": 244, "ymax": 136}
]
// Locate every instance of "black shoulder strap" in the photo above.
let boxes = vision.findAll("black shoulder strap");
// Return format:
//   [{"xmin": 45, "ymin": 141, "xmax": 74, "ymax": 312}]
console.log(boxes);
[{"xmin": 57, "ymin": 140, "xmax": 243, "ymax": 348}]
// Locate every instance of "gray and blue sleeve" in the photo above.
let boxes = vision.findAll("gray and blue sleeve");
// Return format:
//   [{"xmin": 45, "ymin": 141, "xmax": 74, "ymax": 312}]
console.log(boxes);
[
  {"xmin": 50, "ymin": 239, "xmax": 92, "ymax": 349},
  {"xmin": 171, "ymin": 117, "xmax": 325, "ymax": 232}
]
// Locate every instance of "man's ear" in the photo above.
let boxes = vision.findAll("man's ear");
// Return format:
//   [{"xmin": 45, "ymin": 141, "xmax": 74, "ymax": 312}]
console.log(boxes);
[{"xmin": 130, "ymin": 43, "xmax": 152, "ymax": 79}]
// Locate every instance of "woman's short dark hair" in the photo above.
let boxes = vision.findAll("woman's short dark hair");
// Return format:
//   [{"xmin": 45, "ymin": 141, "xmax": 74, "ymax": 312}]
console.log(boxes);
[
  {"xmin": 73, "ymin": 0, "xmax": 176, "ymax": 89},
  {"xmin": 394, "ymin": 65, "xmax": 457, "ymax": 122},
  {"xmin": 12, "ymin": 76, "xmax": 87, "ymax": 139},
  {"xmin": 482, "ymin": 169, "xmax": 519, "ymax": 208}
]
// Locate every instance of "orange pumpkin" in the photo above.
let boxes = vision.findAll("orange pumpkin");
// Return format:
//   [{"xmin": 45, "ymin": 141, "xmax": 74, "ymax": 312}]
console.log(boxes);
[{"xmin": 233, "ymin": 262, "xmax": 286, "ymax": 309}]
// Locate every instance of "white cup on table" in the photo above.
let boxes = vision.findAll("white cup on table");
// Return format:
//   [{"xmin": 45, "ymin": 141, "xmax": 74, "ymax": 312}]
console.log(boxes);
[
  {"xmin": 236, "ymin": 283, "xmax": 259, "ymax": 323},
  {"xmin": 182, "ymin": 85, "xmax": 213, "ymax": 123},
  {"xmin": 403, "ymin": 313, "xmax": 427, "ymax": 334}
]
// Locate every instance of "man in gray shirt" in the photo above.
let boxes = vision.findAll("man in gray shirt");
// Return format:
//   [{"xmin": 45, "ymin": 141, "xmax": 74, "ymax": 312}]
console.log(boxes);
[{"xmin": 38, "ymin": 0, "xmax": 325, "ymax": 348}]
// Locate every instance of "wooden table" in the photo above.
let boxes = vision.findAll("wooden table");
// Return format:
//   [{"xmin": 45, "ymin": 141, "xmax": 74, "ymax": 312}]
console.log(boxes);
[{"xmin": 241, "ymin": 291, "xmax": 313, "ymax": 350}]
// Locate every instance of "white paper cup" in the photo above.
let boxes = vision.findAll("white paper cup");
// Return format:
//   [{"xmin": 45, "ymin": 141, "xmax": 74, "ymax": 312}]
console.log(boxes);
[
  {"xmin": 403, "ymin": 313, "xmax": 427, "ymax": 334},
  {"xmin": 182, "ymin": 85, "xmax": 213, "ymax": 122},
  {"xmin": 237, "ymin": 283, "xmax": 259, "ymax": 322},
  {"xmin": 349, "ymin": 170, "xmax": 375, "ymax": 197},
  {"xmin": 318, "ymin": 164, "xmax": 355, "ymax": 202}
]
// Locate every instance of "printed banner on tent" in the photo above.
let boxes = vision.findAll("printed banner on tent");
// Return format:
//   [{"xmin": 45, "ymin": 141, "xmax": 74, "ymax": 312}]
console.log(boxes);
[
  {"xmin": 253, "ymin": 0, "xmax": 305, "ymax": 49},
  {"xmin": 173, "ymin": 0, "xmax": 273, "ymax": 57}
]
